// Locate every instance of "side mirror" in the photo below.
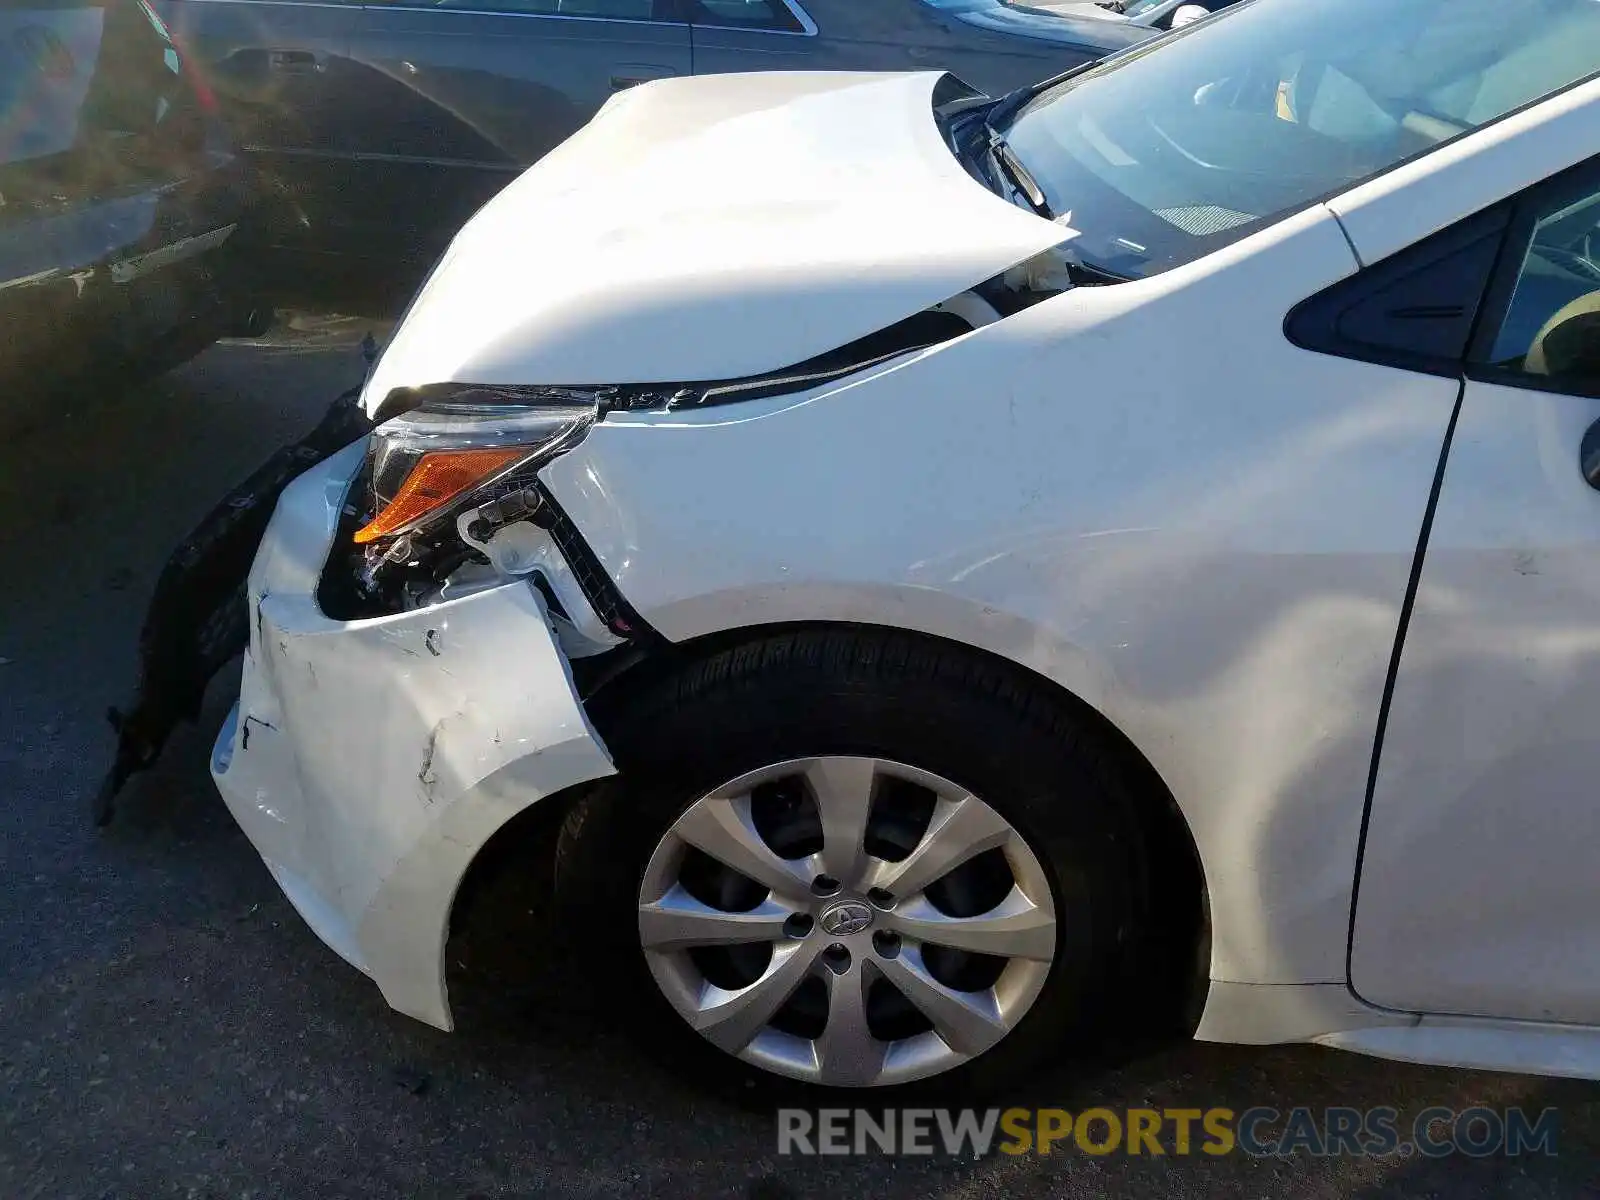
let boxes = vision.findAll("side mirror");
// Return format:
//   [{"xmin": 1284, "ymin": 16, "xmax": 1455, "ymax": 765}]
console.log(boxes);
[{"xmin": 1170, "ymin": 4, "xmax": 1209, "ymax": 26}]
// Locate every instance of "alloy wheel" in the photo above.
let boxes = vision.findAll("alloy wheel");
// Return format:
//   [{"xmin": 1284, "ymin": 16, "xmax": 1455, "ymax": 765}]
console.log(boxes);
[{"xmin": 636, "ymin": 757, "xmax": 1058, "ymax": 1086}]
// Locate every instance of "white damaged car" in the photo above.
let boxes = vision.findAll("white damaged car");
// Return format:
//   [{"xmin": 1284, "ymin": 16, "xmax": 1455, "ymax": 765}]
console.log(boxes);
[{"xmin": 108, "ymin": 0, "xmax": 1600, "ymax": 1094}]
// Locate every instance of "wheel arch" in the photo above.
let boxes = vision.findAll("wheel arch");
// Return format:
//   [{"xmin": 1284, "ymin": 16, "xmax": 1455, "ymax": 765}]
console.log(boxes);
[
  {"xmin": 447, "ymin": 618, "xmax": 1210, "ymax": 1033},
  {"xmin": 588, "ymin": 619, "xmax": 1212, "ymax": 1031}
]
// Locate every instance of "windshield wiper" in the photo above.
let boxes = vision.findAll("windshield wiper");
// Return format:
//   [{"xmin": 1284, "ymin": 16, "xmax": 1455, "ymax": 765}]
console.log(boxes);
[
  {"xmin": 986, "ymin": 129, "xmax": 1051, "ymax": 217},
  {"xmin": 986, "ymin": 56, "xmax": 1104, "ymax": 132},
  {"xmin": 1060, "ymin": 254, "xmax": 1131, "ymax": 285}
]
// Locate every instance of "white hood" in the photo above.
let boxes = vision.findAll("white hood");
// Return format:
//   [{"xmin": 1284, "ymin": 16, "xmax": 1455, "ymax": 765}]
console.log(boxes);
[{"xmin": 363, "ymin": 71, "xmax": 1067, "ymax": 410}]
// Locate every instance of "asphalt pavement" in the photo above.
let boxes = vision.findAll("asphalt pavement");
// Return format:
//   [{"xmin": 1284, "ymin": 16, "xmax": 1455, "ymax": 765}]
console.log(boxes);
[{"xmin": 2, "ymin": 308, "xmax": 1598, "ymax": 1199}]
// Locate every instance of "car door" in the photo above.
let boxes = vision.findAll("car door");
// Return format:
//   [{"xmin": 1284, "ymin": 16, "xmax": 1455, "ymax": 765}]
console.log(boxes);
[
  {"xmin": 345, "ymin": 0, "xmax": 690, "ymax": 263},
  {"xmin": 1351, "ymin": 153, "xmax": 1600, "ymax": 1027},
  {"xmin": 685, "ymin": 0, "xmax": 1093, "ymax": 99},
  {"xmin": 152, "ymin": 0, "xmax": 367, "ymax": 250}
]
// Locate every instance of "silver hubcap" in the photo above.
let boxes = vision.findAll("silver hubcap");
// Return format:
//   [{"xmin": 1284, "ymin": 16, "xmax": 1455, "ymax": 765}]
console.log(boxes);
[{"xmin": 636, "ymin": 757, "xmax": 1057, "ymax": 1087}]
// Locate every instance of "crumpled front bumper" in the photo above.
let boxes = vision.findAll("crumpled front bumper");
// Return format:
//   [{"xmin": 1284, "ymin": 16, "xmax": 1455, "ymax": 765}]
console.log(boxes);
[{"xmin": 211, "ymin": 441, "xmax": 615, "ymax": 1029}]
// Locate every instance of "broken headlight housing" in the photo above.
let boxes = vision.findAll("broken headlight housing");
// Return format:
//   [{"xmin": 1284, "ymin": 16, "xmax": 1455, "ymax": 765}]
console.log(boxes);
[{"xmin": 351, "ymin": 384, "xmax": 600, "ymax": 586}]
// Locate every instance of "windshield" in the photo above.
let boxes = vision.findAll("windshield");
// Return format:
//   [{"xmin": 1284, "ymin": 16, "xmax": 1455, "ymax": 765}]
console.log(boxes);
[{"xmin": 999, "ymin": 0, "xmax": 1600, "ymax": 279}]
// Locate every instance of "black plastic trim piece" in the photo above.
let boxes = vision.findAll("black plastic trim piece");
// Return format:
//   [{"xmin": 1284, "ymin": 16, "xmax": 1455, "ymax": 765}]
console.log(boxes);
[
  {"xmin": 612, "ymin": 309, "xmax": 976, "ymax": 413},
  {"xmin": 370, "ymin": 310, "xmax": 976, "ymax": 423},
  {"xmin": 1286, "ymin": 207, "xmax": 1510, "ymax": 377},
  {"xmin": 1464, "ymin": 363, "xmax": 1600, "ymax": 403},
  {"xmin": 692, "ymin": 346, "xmax": 927, "ymax": 407},
  {"xmin": 532, "ymin": 483, "xmax": 661, "ymax": 645},
  {"xmin": 96, "ymin": 388, "xmax": 373, "ymax": 824}
]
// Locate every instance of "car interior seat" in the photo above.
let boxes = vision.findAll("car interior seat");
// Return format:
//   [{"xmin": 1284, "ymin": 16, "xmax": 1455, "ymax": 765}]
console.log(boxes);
[{"xmin": 1522, "ymin": 289, "xmax": 1600, "ymax": 389}]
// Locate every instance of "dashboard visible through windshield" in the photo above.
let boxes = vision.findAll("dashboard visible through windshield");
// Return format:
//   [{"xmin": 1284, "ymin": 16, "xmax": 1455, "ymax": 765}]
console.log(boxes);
[{"xmin": 998, "ymin": 0, "xmax": 1600, "ymax": 279}]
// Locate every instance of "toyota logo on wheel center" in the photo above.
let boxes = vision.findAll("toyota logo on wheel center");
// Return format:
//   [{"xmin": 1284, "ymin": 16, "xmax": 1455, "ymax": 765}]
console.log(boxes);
[{"xmin": 819, "ymin": 900, "xmax": 874, "ymax": 937}]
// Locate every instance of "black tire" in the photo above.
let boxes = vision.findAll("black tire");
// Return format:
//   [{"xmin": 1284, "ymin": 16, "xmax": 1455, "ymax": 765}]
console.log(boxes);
[{"xmin": 553, "ymin": 627, "xmax": 1161, "ymax": 1101}]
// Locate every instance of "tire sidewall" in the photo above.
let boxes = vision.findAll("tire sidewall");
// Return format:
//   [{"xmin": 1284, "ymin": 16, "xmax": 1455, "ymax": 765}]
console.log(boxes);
[{"xmin": 556, "ymin": 638, "xmax": 1148, "ymax": 1104}]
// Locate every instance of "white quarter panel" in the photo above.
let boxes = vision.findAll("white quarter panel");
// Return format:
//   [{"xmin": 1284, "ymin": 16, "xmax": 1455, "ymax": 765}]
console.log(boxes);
[
  {"xmin": 1353, "ymin": 378, "xmax": 1600, "ymax": 1024},
  {"xmin": 543, "ymin": 206, "xmax": 1461, "ymax": 986}
]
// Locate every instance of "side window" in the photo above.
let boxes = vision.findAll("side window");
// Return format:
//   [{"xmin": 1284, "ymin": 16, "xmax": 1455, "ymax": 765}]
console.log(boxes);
[
  {"xmin": 689, "ymin": 0, "xmax": 805, "ymax": 33},
  {"xmin": 427, "ymin": 0, "xmax": 662, "ymax": 17},
  {"xmin": 1479, "ymin": 182, "xmax": 1600, "ymax": 396}
]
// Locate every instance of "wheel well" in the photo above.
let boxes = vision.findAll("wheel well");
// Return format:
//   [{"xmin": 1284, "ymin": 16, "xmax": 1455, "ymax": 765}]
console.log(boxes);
[
  {"xmin": 585, "ymin": 620, "xmax": 1211, "ymax": 1032},
  {"xmin": 450, "ymin": 620, "xmax": 1211, "ymax": 1034}
]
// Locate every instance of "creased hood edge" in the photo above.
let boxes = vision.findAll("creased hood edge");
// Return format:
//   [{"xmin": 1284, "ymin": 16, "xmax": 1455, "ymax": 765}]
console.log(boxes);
[{"xmin": 364, "ymin": 71, "xmax": 1068, "ymax": 414}]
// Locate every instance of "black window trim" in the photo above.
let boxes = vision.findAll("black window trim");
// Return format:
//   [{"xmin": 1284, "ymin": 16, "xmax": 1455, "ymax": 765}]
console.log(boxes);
[
  {"xmin": 1285, "ymin": 150, "xmax": 1600, "ymax": 388},
  {"xmin": 1284, "ymin": 205, "xmax": 1511, "ymax": 378},
  {"xmin": 1464, "ymin": 150, "xmax": 1600, "ymax": 401}
]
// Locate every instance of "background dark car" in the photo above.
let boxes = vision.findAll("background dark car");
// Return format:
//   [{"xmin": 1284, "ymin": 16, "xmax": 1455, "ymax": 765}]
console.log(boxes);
[
  {"xmin": 0, "ymin": 0, "xmax": 261, "ymax": 424},
  {"xmin": 153, "ymin": 0, "xmax": 1178, "ymax": 275}
]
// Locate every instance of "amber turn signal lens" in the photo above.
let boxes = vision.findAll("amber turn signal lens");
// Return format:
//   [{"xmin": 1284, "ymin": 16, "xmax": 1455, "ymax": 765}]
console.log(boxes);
[{"xmin": 353, "ymin": 446, "xmax": 525, "ymax": 544}]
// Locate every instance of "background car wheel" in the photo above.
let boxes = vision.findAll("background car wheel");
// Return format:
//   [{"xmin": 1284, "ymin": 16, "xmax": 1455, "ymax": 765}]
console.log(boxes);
[{"xmin": 554, "ymin": 628, "xmax": 1171, "ymax": 1099}]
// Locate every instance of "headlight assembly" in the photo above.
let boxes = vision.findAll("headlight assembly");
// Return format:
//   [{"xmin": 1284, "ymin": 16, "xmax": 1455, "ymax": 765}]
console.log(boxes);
[{"xmin": 354, "ymin": 385, "xmax": 600, "ymax": 545}]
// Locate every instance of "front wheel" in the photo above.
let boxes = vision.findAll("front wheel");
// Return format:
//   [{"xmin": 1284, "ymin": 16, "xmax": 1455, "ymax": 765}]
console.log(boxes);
[{"xmin": 554, "ymin": 629, "xmax": 1161, "ymax": 1097}]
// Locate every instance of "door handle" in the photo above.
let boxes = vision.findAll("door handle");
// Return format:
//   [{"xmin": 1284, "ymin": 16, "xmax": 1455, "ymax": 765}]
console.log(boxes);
[
  {"xmin": 1580, "ymin": 419, "xmax": 1600, "ymax": 489},
  {"xmin": 268, "ymin": 49, "xmax": 323, "ymax": 74},
  {"xmin": 610, "ymin": 66, "xmax": 676, "ymax": 92}
]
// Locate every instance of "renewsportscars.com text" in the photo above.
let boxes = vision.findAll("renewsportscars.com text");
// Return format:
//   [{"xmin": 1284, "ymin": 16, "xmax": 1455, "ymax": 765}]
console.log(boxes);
[{"xmin": 777, "ymin": 1106, "xmax": 1559, "ymax": 1158}]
